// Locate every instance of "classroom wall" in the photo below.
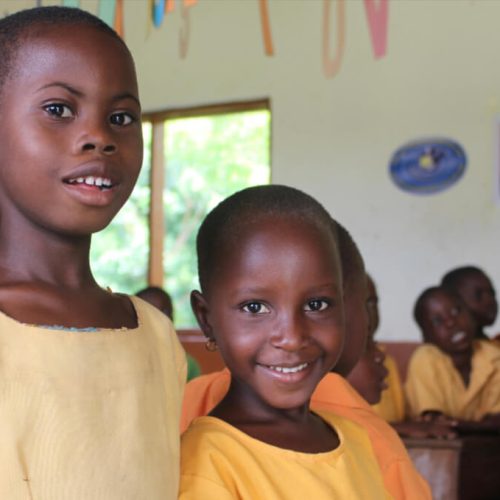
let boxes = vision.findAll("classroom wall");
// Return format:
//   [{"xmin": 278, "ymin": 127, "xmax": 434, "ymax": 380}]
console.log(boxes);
[{"xmin": 5, "ymin": 0, "xmax": 500, "ymax": 341}]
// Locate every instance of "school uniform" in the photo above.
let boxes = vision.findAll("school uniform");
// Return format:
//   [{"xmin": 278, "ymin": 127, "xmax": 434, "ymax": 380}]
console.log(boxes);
[
  {"xmin": 182, "ymin": 369, "xmax": 431, "ymax": 500},
  {"xmin": 405, "ymin": 340, "xmax": 500, "ymax": 420},
  {"xmin": 0, "ymin": 296, "xmax": 186, "ymax": 500},
  {"xmin": 180, "ymin": 410, "xmax": 390, "ymax": 499}
]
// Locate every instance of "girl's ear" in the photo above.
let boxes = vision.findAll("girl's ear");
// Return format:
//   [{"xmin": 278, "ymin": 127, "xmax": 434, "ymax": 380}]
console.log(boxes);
[{"xmin": 190, "ymin": 290, "xmax": 214, "ymax": 340}]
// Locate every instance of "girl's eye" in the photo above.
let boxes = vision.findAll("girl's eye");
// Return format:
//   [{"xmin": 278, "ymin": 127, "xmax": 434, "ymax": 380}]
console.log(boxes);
[
  {"xmin": 44, "ymin": 103, "xmax": 73, "ymax": 118},
  {"xmin": 110, "ymin": 112, "xmax": 135, "ymax": 126},
  {"xmin": 431, "ymin": 316, "xmax": 443, "ymax": 327},
  {"xmin": 305, "ymin": 299, "xmax": 329, "ymax": 312},
  {"xmin": 242, "ymin": 302, "xmax": 269, "ymax": 314}
]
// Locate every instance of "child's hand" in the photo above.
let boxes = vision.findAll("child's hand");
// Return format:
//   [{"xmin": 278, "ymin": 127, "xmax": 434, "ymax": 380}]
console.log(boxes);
[
  {"xmin": 393, "ymin": 419, "xmax": 457, "ymax": 440},
  {"xmin": 481, "ymin": 412, "xmax": 500, "ymax": 425},
  {"xmin": 418, "ymin": 410, "xmax": 456, "ymax": 425}
]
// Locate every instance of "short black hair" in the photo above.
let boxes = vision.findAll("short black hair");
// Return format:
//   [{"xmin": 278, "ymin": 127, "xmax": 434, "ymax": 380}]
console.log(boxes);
[
  {"xmin": 441, "ymin": 265, "xmax": 488, "ymax": 292},
  {"xmin": 196, "ymin": 184, "xmax": 337, "ymax": 293},
  {"xmin": 336, "ymin": 222, "xmax": 365, "ymax": 289},
  {"xmin": 413, "ymin": 286, "xmax": 440, "ymax": 335},
  {"xmin": 0, "ymin": 6, "xmax": 127, "ymax": 95},
  {"xmin": 135, "ymin": 286, "xmax": 174, "ymax": 321},
  {"xmin": 136, "ymin": 285, "xmax": 171, "ymax": 300}
]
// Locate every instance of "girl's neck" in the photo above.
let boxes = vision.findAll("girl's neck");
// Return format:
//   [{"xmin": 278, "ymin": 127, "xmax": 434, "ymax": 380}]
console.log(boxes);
[
  {"xmin": 209, "ymin": 381, "xmax": 340, "ymax": 454},
  {"xmin": 0, "ymin": 218, "xmax": 137, "ymax": 330},
  {"xmin": 0, "ymin": 225, "xmax": 94, "ymax": 289}
]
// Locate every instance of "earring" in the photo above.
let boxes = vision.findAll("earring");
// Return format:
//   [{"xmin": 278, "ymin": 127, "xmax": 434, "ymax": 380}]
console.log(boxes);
[{"xmin": 205, "ymin": 338, "xmax": 218, "ymax": 352}]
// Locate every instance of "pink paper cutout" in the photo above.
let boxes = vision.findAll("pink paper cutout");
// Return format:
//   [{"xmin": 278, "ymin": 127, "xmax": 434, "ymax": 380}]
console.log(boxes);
[{"xmin": 363, "ymin": 0, "xmax": 389, "ymax": 59}]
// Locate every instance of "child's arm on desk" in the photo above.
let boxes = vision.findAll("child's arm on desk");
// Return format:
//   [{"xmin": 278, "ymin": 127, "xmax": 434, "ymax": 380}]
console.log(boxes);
[{"xmin": 392, "ymin": 412, "xmax": 458, "ymax": 439}]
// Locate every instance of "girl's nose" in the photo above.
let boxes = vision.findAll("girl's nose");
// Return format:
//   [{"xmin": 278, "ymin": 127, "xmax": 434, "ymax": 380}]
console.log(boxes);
[
  {"xmin": 372, "ymin": 342, "xmax": 386, "ymax": 366},
  {"xmin": 77, "ymin": 118, "xmax": 117, "ymax": 155},
  {"xmin": 82, "ymin": 141, "xmax": 117, "ymax": 155},
  {"xmin": 444, "ymin": 315, "xmax": 456, "ymax": 328},
  {"xmin": 271, "ymin": 313, "xmax": 309, "ymax": 351}
]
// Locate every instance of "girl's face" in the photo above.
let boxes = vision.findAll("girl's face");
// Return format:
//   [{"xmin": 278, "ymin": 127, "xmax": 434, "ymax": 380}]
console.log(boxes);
[
  {"xmin": 421, "ymin": 290, "xmax": 475, "ymax": 355},
  {"xmin": 456, "ymin": 272, "xmax": 498, "ymax": 329},
  {"xmin": 346, "ymin": 338, "xmax": 388, "ymax": 405},
  {"xmin": 0, "ymin": 24, "xmax": 143, "ymax": 238},
  {"xmin": 192, "ymin": 216, "xmax": 345, "ymax": 415}
]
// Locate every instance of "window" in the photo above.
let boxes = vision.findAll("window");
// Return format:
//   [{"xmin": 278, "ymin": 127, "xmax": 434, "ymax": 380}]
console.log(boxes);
[{"xmin": 91, "ymin": 100, "xmax": 271, "ymax": 327}]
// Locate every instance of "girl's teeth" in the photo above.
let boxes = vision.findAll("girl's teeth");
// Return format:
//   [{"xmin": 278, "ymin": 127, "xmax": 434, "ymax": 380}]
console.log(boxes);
[
  {"xmin": 268, "ymin": 363, "xmax": 308, "ymax": 374},
  {"xmin": 451, "ymin": 331, "xmax": 466, "ymax": 343},
  {"xmin": 68, "ymin": 176, "xmax": 112, "ymax": 188}
]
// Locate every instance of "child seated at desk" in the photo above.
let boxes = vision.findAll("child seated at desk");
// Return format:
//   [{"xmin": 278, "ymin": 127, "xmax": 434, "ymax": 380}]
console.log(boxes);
[{"xmin": 405, "ymin": 285, "xmax": 500, "ymax": 429}]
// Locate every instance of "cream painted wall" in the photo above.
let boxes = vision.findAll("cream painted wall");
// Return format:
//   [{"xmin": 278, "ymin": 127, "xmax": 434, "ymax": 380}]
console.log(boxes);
[{"xmin": 3, "ymin": 0, "xmax": 500, "ymax": 341}]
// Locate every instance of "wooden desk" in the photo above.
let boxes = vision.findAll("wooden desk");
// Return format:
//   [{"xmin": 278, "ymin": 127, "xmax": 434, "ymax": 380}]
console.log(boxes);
[{"xmin": 403, "ymin": 435, "xmax": 500, "ymax": 500}]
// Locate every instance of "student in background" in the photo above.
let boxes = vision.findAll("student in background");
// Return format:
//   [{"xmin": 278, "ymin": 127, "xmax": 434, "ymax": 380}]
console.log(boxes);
[
  {"xmin": 0, "ymin": 6, "xmax": 185, "ymax": 498},
  {"xmin": 180, "ymin": 194, "xmax": 430, "ymax": 500},
  {"xmin": 346, "ymin": 335, "xmax": 389, "ymax": 406},
  {"xmin": 441, "ymin": 265, "xmax": 498, "ymax": 341},
  {"xmin": 406, "ymin": 285, "xmax": 500, "ymax": 430},
  {"xmin": 136, "ymin": 286, "xmax": 201, "ymax": 381},
  {"xmin": 367, "ymin": 274, "xmax": 406, "ymax": 423}
]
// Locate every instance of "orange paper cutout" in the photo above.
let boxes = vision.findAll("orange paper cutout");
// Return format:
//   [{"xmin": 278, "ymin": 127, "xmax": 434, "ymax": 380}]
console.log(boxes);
[
  {"xmin": 114, "ymin": 0, "xmax": 124, "ymax": 37},
  {"xmin": 322, "ymin": 0, "xmax": 345, "ymax": 78},
  {"xmin": 259, "ymin": 0, "xmax": 274, "ymax": 56}
]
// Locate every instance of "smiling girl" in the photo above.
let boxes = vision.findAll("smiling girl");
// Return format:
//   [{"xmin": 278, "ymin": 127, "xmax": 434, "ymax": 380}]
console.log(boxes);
[{"xmin": 180, "ymin": 185, "xmax": 390, "ymax": 499}]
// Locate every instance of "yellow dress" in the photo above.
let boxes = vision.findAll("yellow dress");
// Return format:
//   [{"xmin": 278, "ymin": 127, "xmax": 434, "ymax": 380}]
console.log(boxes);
[
  {"xmin": 405, "ymin": 341, "xmax": 500, "ymax": 420},
  {"xmin": 180, "ymin": 410, "xmax": 391, "ymax": 499},
  {"xmin": 0, "ymin": 296, "xmax": 186, "ymax": 500},
  {"xmin": 182, "ymin": 369, "xmax": 431, "ymax": 500},
  {"xmin": 372, "ymin": 353, "xmax": 405, "ymax": 423}
]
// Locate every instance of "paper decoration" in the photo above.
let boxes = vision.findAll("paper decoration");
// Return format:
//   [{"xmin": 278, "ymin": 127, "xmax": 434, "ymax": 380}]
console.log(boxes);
[
  {"xmin": 389, "ymin": 139, "xmax": 467, "ymax": 195},
  {"xmin": 322, "ymin": 0, "xmax": 346, "ymax": 78},
  {"xmin": 259, "ymin": 0, "xmax": 274, "ymax": 56},
  {"xmin": 363, "ymin": 0, "xmax": 389, "ymax": 59}
]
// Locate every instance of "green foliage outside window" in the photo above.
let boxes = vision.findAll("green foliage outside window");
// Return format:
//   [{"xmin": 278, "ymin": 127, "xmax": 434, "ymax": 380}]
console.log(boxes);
[{"xmin": 163, "ymin": 110, "xmax": 270, "ymax": 327}]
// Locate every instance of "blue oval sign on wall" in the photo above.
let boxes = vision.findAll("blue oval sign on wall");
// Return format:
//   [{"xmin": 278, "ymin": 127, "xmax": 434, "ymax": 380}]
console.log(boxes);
[{"xmin": 389, "ymin": 139, "xmax": 467, "ymax": 194}]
